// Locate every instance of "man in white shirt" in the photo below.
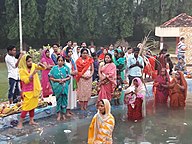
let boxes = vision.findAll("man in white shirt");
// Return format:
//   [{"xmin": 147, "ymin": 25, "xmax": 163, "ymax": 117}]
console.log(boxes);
[
  {"xmin": 5, "ymin": 45, "xmax": 23, "ymax": 104},
  {"xmin": 80, "ymin": 42, "xmax": 91, "ymax": 56},
  {"xmin": 177, "ymin": 37, "xmax": 187, "ymax": 62},
  {"xmin": 127, "ymin": 47, "xmax": 144, "ymax": 86}
]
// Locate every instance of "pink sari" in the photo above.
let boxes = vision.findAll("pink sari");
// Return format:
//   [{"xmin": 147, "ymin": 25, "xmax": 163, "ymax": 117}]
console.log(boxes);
[
  {"xmin": 41, "ymin": 50, "xmax": 54, "ymax": 97},
  {"xmin": 98, "ymin": 63, "xmax": 117, "ymax": 101}
]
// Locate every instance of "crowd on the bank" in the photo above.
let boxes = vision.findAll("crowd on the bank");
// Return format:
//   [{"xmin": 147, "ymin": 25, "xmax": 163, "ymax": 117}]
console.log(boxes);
[{"xmin": 4, "ymin": 37, "xmax": 188, "ymax": 143}]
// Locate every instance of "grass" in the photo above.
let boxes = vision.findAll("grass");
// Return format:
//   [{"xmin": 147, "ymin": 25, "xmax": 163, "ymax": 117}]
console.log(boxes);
[{"xmin": 0, "ymin": 63, "xmax": 8, "ymax": 102}]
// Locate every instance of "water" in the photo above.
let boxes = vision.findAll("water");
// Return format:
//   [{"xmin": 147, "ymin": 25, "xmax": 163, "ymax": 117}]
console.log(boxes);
[{"xmin": 2, "ymin": 95, "xmax": 192, "ymax": 144}]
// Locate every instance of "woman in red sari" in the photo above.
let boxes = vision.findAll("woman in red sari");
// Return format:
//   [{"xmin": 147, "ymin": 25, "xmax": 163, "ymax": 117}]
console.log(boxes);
[
  {"xmin": 98, "ymin": 53, "xmax": 117, "ymax": 101},
  {"xmin": 76, "ymin": 48, "xmax": 94, "ymax": 110},
  {"xmin": 124, "ymin": 77, "xmax": 145, "ymax": 121},
  {"xmin": 153, "ymin": 68, "xmax": 170, "ymax": 105},
  {"xmin": 169, "ymin": 71, "xmax": 187, "ymax": 108},
  {"xmin": 41, "ymin": 49, "xmax": 54, "ymax": 97}
]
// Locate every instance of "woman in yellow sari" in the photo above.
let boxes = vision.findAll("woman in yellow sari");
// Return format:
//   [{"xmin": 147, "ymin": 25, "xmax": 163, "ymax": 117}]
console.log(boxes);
[
  {"xmin": 88, "ymin": 99, "xmax": 115, "ymax": 144},
  {"xmin": 17, "ymin": 54, "xmax": 46, "ymax": 129}
]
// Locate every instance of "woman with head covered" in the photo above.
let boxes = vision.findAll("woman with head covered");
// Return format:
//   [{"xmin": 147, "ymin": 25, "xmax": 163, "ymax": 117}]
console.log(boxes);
[{"xmin": 88, "ymin": 99, "xmax": 115, "ymax": 144}]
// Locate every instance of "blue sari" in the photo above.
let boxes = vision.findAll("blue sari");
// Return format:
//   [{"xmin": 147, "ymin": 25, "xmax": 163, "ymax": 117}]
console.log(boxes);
[{"xmin": 49, "ymin": 65, "xmax": 70, "ymax": 113}]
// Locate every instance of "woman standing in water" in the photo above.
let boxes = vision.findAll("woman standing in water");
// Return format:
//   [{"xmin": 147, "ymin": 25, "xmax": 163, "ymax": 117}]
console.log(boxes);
[
  {"xmin": 124, "ymin": 77, "xmax": 146, "ymax": 121},
  {"xmin": 41, "ymin": 49, "xmax": 54, "ymax": 98},
  {"xmin": 88, "ymin": 99, "xmax": 115, "ymax": 144},
  {"xmin": 153, "ymin": 68, "xmax": 170, "ymax": 105},
  {"xmin": 17, "ymin": 54, "xmax": 46, "ymax": 129},
  {"xmin": 49, "ymin": 56, "xmax": 71, "ymax": 121},
  {"xmin": 169, "ymin": 71, "xmax": 187, "ymax": 108},
  {"xmin": 65, "ymin": 47, "xmax": 78, "ymax": 116},
  {"xmin": 76, "ymin": 48, "xmax": 94, "ymax": 110},
  {"xmin": 98, "ymin": 53, "xmax": 117, "ymax": 101}
]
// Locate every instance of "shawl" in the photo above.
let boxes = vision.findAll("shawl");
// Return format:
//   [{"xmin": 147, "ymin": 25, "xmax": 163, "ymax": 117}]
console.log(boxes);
[
  {"xmin": 76, "ymin": 56, "xmax": 93, "ymax": 81},
  {"xmin": 41, "ymin": 49, "xmax": 54, "ymax": 66},
  {"xmin": 88, "ymin": 99, "xmax": 115, "ymax": 144}
]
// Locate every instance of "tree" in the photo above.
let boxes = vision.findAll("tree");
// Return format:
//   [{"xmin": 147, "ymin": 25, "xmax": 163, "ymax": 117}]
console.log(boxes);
[
  {"xmin": 60, "ymin": 0, "xmax": 76, "ymax": 40},
  {"xmin": 5, "ymin": 0, "xmax": 19, "ymax": 40},
  {"xmin": 105, "ymin": 0, "xmax": 134, "ymax": 39},
  {"xmin": 22, "ymin": 0, "xmax": 40, "ymax": 39},
  {"xmin": 44, "ymin": 0, "xmax": 61, "ymax": 41},
  {"xmin": 75, "ymin": 0, "xmax": 104, "ymax": 42}
]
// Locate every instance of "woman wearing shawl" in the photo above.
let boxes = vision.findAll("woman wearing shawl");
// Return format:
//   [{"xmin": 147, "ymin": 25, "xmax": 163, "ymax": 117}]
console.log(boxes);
[
  {"xmin": 41, "ymin": 49, "xmax": 54, "ymax": 98},
  {"xmin": 17, "ymin": 54, "xmax": 46, "ymax": 129},
  {"xmin": 65, "ymin": 47, "xmax": 78, "ymax": 116},
  {"xmin": 98, "ymin": 53, "xmax": 117, "ymax": 101},
  {"xmin": 153, "ymin": 68, "xmax": 170, "ymax": 105},
  {"xmin": 169, "ymin": 71, "xmax": 187, "ymax": 108},
  {"xmin": 88, "ymin": 99, "xmax": 115, "ymax": 144},
  {"xmin": 49, "ymin": 56, "xmax": 71, "ymax": 121},
  {"xmin": 124, "ymin": 77, "xmax": 146, "ymax": 121},
  {"xmin": 76, "ymin": 48, "xmax": 94, "ymax": 110}
]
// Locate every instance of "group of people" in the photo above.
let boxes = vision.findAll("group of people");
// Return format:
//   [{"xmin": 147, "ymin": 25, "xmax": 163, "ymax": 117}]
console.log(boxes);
[{"xmin": 4, "ymin": 39, "xmax": 188, "ymax": 143}]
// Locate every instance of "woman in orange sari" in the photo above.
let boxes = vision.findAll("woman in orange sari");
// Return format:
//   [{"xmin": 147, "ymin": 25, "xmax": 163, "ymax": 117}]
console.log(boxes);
[
  {"xmin": 169, "ymin": 71, "xmax": 187, "ymax": 108},
  {"xmin": 88, "ymin": 99, "xmax": 115, "ymax": 144},
  {"xmin": 98, "ymin": 53, "xmax": 117, "ymax": 101},
  {"xmin": 76, "ymin": 48, "xmax": 94, "ymax": 110}
]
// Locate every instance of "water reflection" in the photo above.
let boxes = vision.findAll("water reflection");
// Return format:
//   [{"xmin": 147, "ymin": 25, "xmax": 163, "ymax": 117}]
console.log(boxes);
[{"xmin": 4, "ymin": 94, "xmax": 192, "ymax": 144}]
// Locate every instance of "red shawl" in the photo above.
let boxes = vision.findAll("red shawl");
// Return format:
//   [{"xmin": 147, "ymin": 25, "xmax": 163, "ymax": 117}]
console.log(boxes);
[{"xmin": 76, "ymin": 56, "xmax": 94, "ymax": 81}]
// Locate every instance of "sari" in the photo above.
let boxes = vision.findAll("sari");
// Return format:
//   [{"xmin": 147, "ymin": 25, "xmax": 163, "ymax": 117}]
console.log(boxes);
[
  {"xmin": 88, "ymin": 99, "xmax": 115, "ymax": 144},
  {"xmin": 76, "ymin": 56, "xmax": 94, "ymax": 82},
  {"xmin": 98, "ymin": 63, "xmax": 117, "ymax": 101},
  {"xmin": 41, "ymin": 50, "xmax": 54, "ymax": 97},
  {"xmin": 169, "ymin": 71, "xmax": 187, "ymax": 108},
  {"xmin": 76, "ymin": 56, "xmax": 94, "ymax": 102},
  {"xmin": 153, "ymin": 70, "xmax": 170, "ymax": 104},
  {"xmin": 143, "ymin": 56, "xmax": 157, "ymax": 79},
  {"xmin": 18, "ymin": 54, "xmax": 45, "ymax": 111},
  {"xmin": 65, "ymin": 58, "xmax": 77, "ymax": 109},
  {"xmin": 49, "ymin": 65, "xmax": 70, "ymax": 113},
  {"xmin": 116, "ymin": 57, "xmax": 126, "ymax": 80},
  {"xmin": 124, "ymin": 78, "xmax": 145, "ymax": 121}
]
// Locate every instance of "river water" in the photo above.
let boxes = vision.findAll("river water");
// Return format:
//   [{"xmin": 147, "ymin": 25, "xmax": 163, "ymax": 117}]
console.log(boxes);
[{"xmin": 1, "ymin": 93, "xmax": 191, "ymax": 144}]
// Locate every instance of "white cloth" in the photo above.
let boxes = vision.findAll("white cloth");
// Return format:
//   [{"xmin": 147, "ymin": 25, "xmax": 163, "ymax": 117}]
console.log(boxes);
[
  {"xmin": 5, "ymin": 54, "xmax": 19, "ymax": 80},
  {"xmin": 72, "ymin": 46, "xmax": 80, "ymax": 62},
  {"xmin": 177, "ymin": 41, "xmax": 186, "ymax": 53},
  {"xmin": 65, "ymin": 61, "xmax": 77, "ymax": 109}
]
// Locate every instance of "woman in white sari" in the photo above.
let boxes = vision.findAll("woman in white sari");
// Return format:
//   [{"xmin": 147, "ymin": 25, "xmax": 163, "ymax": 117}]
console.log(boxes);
[{"xmin": 65, "ymin": 47, "xmax": 78, "ymax": 116}]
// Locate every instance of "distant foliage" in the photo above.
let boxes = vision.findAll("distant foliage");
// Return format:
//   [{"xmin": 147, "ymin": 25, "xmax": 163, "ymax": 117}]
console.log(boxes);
[{"xmin": 1, "ymin": 0, "xmax": 192, "ymax": 48}]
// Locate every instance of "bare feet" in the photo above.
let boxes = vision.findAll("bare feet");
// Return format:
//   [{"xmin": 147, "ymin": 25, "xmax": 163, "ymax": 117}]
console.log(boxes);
[
  {"xmin": 57, "ymin": 113, "xmax": 61, "ymax": 121},
  {"xmin": 17, "ymin": 123, "xmax": 23, "ymax": 129},
  {"xmin": 69, "ymin": 111, "xmax": 74, "ymax": 115},
  {"xmin": 66, "ymin": 113, "xmax": 72, "ymax": 117},
  {"xmin": 62, "ymin": 115, "xmax": 66, "ymax": 121},
  {"xmin": 29, "ymin": 121, "xmax": 39, "ymax": 126}
]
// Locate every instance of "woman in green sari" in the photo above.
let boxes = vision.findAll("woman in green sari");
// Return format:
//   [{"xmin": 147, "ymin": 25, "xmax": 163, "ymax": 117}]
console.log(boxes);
[{"xmin": 49, "ymin": 56, "xmax": 71, "ymax": 121}]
